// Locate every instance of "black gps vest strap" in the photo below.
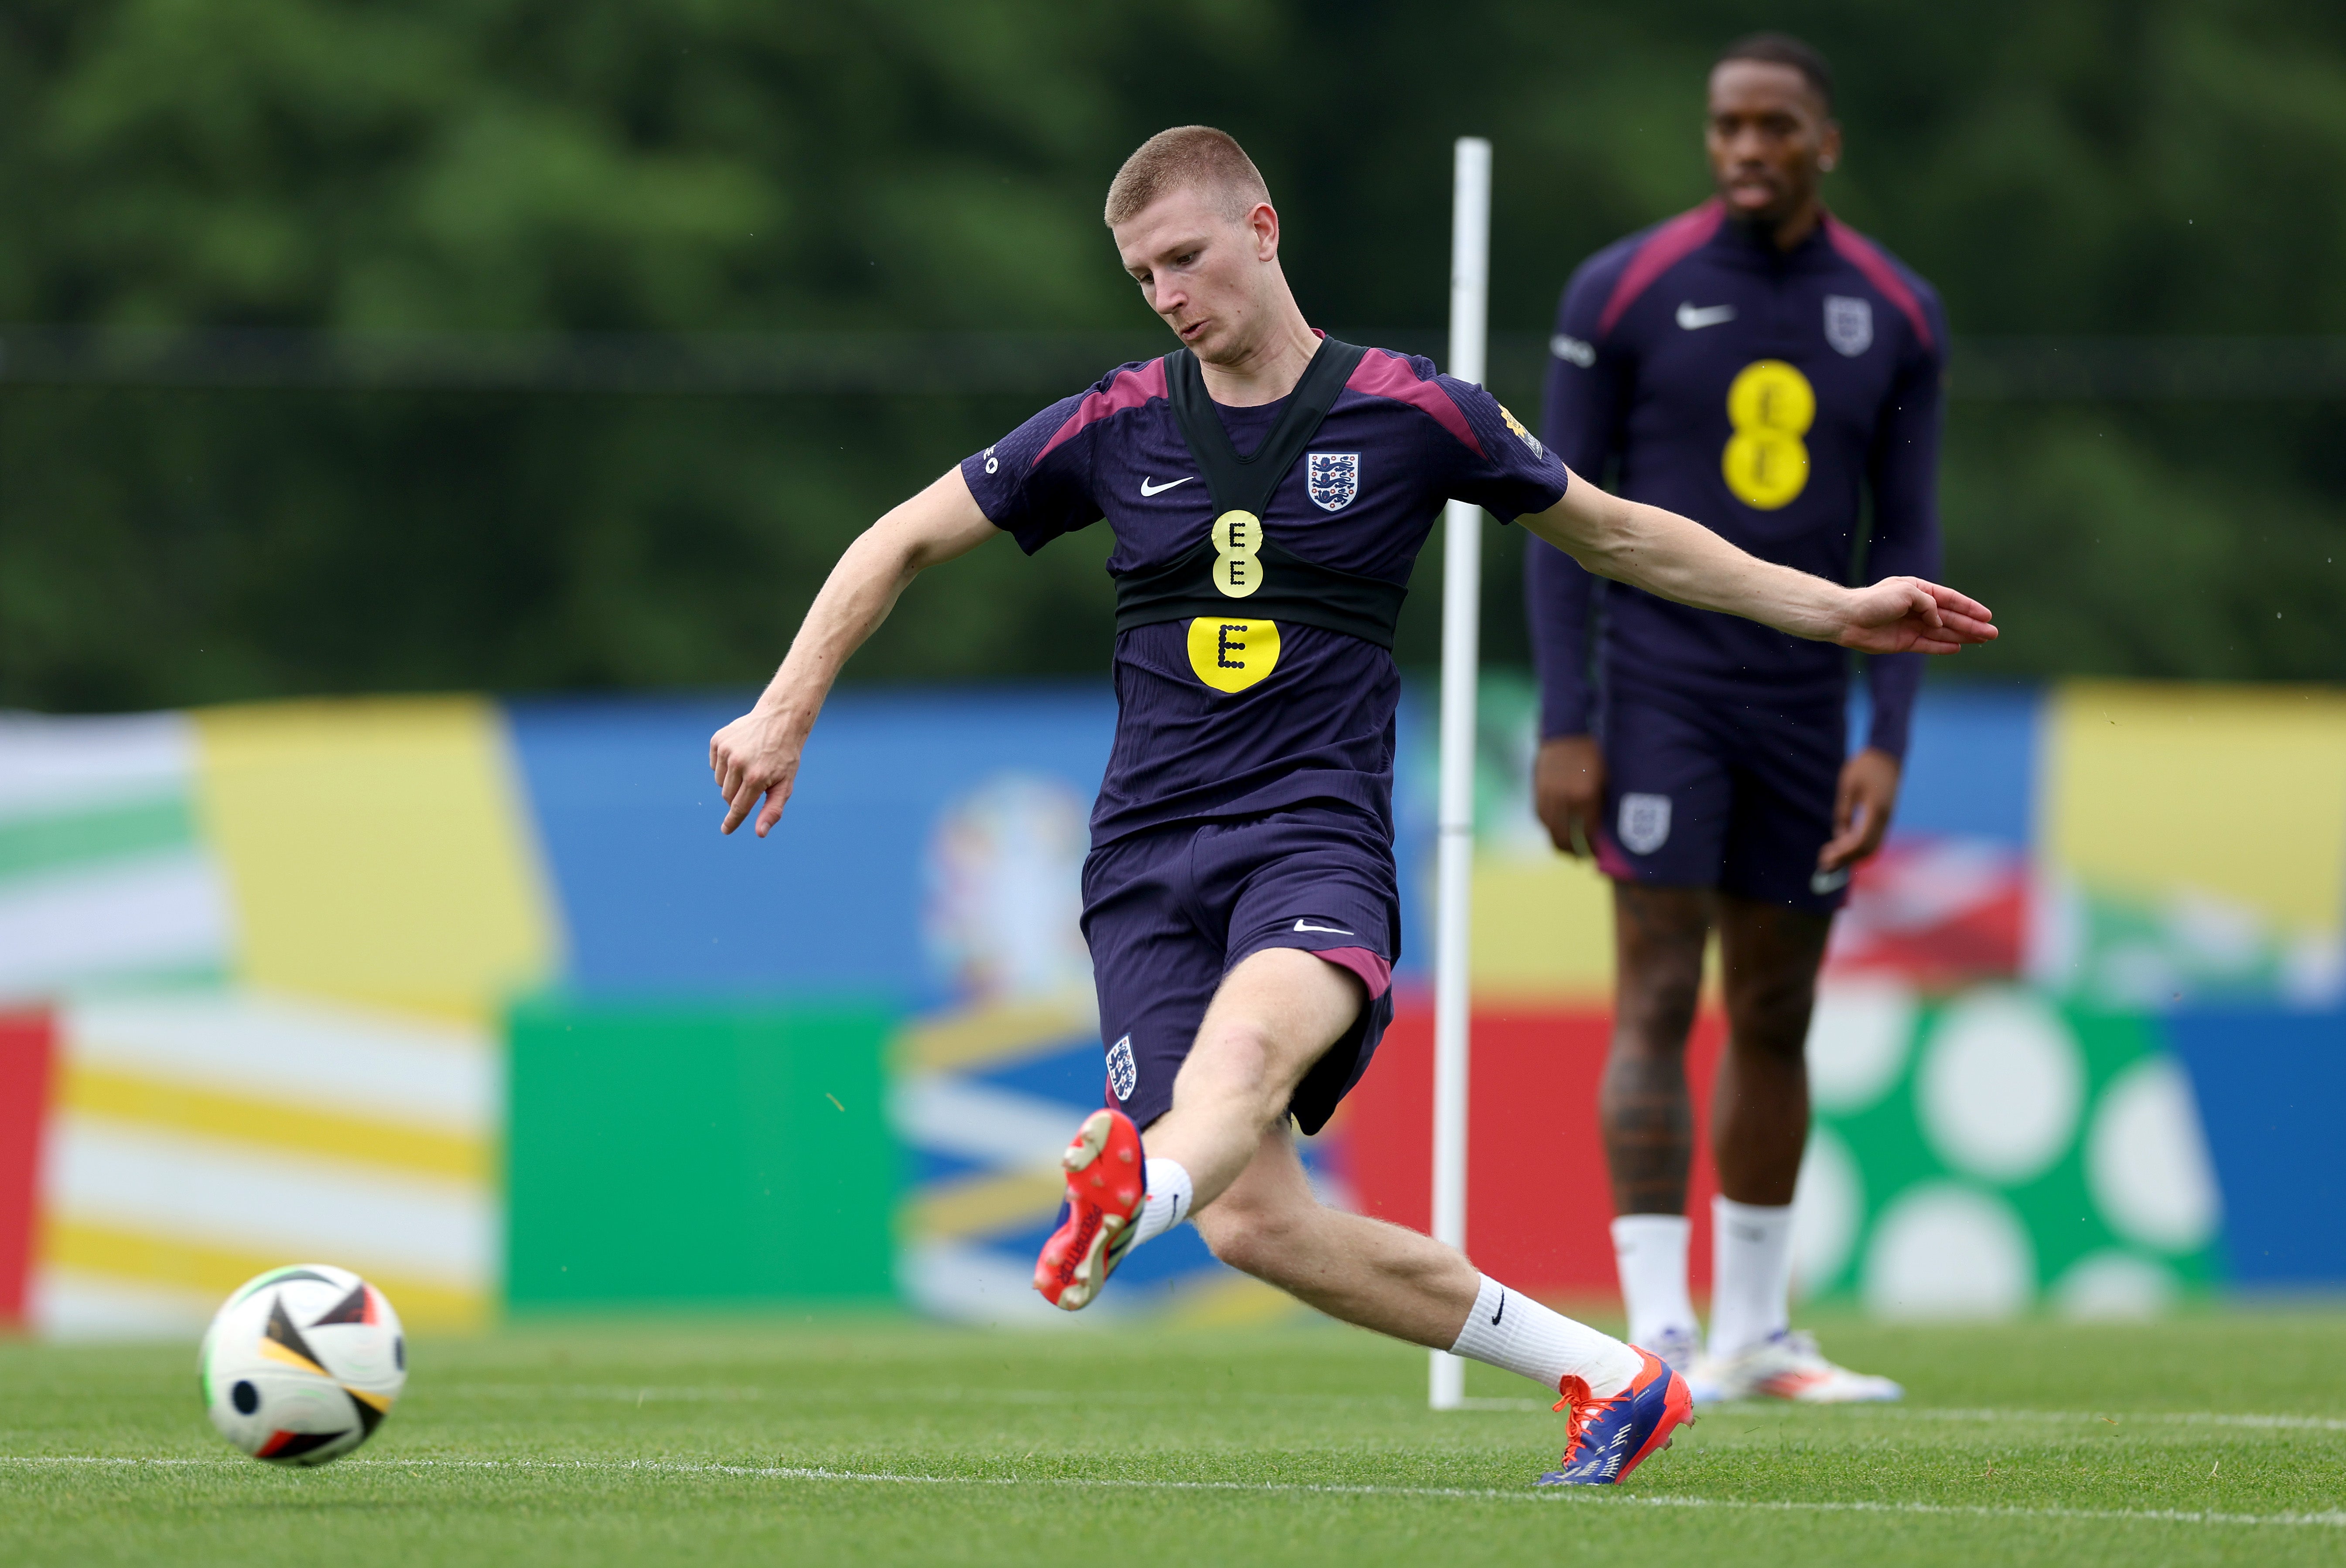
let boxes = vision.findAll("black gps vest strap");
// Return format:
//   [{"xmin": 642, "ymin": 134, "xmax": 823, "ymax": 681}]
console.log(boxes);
[
  {"xmin": 1113, "ymin": 534, "xmax": 1408, "ymax": 649},
  {"xmin": 1165, "ymin": 337, "xmax": 1366, "ymax": 518},
  {"xmin": 1112, "ymin": 337, "xmax": 1409, "ymax": 650}
]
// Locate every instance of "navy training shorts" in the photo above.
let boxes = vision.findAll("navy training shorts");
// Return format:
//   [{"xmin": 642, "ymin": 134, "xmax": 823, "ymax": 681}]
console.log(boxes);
[
  {"xmin": 1593, "ymin": 688, "xmax": 1851, "ymax": 916},
  {"xmin": 1079, "ymin": 807, "xmax": 1400, "ymax": 1137}
]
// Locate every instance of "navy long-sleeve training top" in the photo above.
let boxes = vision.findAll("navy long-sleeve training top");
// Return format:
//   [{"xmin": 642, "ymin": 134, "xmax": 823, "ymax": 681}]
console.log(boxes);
[{"xmin": 1526, "ymin": 199, "xmax": 1947, "ymax": 758}]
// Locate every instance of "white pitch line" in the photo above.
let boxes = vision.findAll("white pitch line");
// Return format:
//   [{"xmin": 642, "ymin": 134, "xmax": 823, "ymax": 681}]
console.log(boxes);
[
  {"xmin": 436, "ymin": 1385, "xmax": 2346, "ymax": 1435},
  {"xmin": 443, "ymin": 1383, "xmax": 1085, "ymax": 1405},
  {"xmin": 412, "ymin": 1386, "xmax": 2346, "ymax": 1432},
  {"xmin": 1461, "ymin": 1399, "xmax": 2346, "ymax": 1433},
  {"xmin": 4, "ymin": 1455, "xmax": 2343, "ymax": 1530},
  {"xmin": 1882, "ymin": 1407, "xmax": 2346, "ymax": 1434}
]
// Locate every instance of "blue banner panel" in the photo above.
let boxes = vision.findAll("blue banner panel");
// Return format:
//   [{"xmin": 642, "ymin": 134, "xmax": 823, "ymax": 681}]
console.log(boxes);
[
  {"xmin": 2167, "ymin": 1006, "xmax": 2346, "ymax": 1286},
  {"xmin": 1854, "ymin": 681, "xmax": 2043, "ymax": 847},
  {"xmin": 506, "ymin": 688, "xmax": 1114, "ymax": 1007}
]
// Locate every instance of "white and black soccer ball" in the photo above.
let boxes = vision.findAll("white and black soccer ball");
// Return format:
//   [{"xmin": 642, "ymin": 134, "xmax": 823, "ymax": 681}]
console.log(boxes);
[{"xmin": 199, "ymin": 1264, "xmax": 406, "ymax": 1466}]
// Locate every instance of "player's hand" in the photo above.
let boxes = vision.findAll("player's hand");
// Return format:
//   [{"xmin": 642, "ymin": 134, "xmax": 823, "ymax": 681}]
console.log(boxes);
[
  {"xmin": 1534, "ymin": 735, "xmax": 1605, "ymax": 858},
  {"xmin": 1820, "ymin": 746, "xmax": 1901, "ymax": 872},
  {"xmin": 1835, "ymin": 577, "xmax": 1997, "ymax": 655},
  {"xmin": 709, "ymin": 704, "xmax": 811, "ymax": 837}
]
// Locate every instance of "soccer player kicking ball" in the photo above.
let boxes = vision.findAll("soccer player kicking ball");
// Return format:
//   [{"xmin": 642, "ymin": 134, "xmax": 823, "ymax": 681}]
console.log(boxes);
[
  {"xmin": 710, "ymin": 126, "xmax": 1994, "ymax": 1486},
  {"xmin": 1528, "ymin": 35, "xmax": 1949, "ymax": 1404}
]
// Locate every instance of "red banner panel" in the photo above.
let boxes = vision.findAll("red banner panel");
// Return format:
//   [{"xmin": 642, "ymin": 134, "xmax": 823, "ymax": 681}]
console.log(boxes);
[
  {"xmin": 0, "ymin": 1009, "xmax": 55, "ymax": 1329},
  {"xmin": 1344, "ymin": 994, "xmax": 1723, "ymax": 1301}
]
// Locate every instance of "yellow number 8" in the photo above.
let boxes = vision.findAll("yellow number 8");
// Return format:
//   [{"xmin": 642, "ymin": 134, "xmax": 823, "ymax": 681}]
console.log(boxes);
[
  {"xmin": 1721, "ymin": 359, "xmax": 1815, "ymax": 510},
  {"xmin": 1212, "ymin": 510, "xmax": 1265, "ymax": 598}
]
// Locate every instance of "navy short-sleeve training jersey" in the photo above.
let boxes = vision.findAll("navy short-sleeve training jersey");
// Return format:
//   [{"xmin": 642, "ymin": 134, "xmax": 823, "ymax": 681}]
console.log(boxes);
[
  {"xmin": 1527, "ymin": 201, "xmax": 1946, "ymax": 758},
  {"xmin": 963, "ymin": 343, "xmax": 1567, "ymax": 847}
]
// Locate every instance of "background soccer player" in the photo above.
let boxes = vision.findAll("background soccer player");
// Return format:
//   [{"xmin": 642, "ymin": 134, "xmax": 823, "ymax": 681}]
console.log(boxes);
[
  {"xmin": 715, "ymin": 125, "xmax": 1988, "ymax": 1477},
  {"xmin": 1527, "ymin": 34, "xmax": 1946, "ymax": 1403}
]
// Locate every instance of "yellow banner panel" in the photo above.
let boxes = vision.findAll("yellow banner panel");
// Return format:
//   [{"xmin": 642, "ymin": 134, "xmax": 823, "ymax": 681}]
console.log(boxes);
[
  {"xmin": 43, "ymin": 1220, "xmax": 482, "ymax": 1330},
  {"xmin": 1466, "ymin": 856, "xmax": 1617, "ymax": 1004},
  {"xmin": 58, "ymin": 1061, "xmax": 489, "ymax": 1182},
  {"xmin": 191, "ymin": 698, "xmax": 559, "ymax": 1021},
  {"xmin": 2046, "ymin": 682, "xmax": 2346, "ymax": 933}
]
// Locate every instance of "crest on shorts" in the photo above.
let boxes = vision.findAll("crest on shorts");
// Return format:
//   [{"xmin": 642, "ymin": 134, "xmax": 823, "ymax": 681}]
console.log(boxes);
[
  {"xmin": 1306, "ymin": 452, "xmax": 1359, "ymax": 512},
  {"xmin": 1824, "ymin": 295, "xmax": 1874, "ymax": 357},
  {"xmin": 1618, "ymin": 793, "xmax": 1672, "ymax": 856},
  {"xmin": 1106, "ymin": 1034, "xmax": 1137, "ymax": 1101}
]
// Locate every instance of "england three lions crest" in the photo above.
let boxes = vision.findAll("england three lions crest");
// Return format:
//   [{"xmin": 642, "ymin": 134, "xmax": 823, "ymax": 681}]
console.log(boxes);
[
  {"xmin": 1824, "ymin": 295, "xmax": 1873, "ymax": 357},
  {"xmin": 1106, "ymin": 1035, "xmax": 1137, "ymax": 1101},
  {"xmin": 1306, "ymin": 452, "xmax": 1359, "ymax": 512}
]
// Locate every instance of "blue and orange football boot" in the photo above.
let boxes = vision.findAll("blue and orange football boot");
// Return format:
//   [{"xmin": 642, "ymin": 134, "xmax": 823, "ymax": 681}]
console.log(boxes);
[
  {"xmin": 1033, "ymin": 1108, "xmax": 1146, "ymax": 1311},
  {"xmin": 1534, "ymin": 1348, "xmax": 1694, "ymax": 1486}
]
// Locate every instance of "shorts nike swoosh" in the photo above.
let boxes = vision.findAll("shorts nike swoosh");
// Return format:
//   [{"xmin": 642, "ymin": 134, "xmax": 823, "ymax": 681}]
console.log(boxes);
[{"xmin": 1292, "ymin": 919, "xmax": 1355, "ymax": 935}]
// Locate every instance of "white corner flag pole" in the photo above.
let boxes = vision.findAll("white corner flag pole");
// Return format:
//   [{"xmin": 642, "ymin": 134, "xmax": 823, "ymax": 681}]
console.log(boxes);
[{"xmin": 1429, "ymin": 135, "xmax": 1491, "ymax": 1413}]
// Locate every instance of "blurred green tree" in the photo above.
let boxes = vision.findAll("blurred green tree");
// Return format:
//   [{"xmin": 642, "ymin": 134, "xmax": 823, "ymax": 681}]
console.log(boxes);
[{"xmin": 0, "ymin": 0, "xmax": 2339, "ymax": 707}]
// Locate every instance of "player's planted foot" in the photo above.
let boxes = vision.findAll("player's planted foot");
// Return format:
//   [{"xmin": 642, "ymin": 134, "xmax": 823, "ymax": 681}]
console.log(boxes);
[
  {"xmin": 1034, "ymin": 1109, "xmax": 1146, "ymax": 1311},
  {"xmin": 1535, "ymin": 1349, "xmax": 1694, "ymax": 1486},
  {"xmin": 1691, "ymin": 1329, "xmax": 1903, "ymax": 1404},
  {"xmin": 1643, "ymin": 1323, "xmax": 1700, "ymax": 1376}
]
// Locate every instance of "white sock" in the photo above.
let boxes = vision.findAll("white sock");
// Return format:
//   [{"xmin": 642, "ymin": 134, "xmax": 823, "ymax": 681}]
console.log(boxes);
[
  {"xmin": 1130, "ymin": 1157, "xmax": 1193, "ymax": 1247},
  {"xmin": 1610, "ymin": 1214, "xmax": 1697, "ymax": 1350},
  {"xmin": 1449, "ymin": 1274, "xmax": 1642, "ymax": 1399},
  {"xmin": 1708, "ymin": 1195, "xmax": 1795, "ymax": 1360}
]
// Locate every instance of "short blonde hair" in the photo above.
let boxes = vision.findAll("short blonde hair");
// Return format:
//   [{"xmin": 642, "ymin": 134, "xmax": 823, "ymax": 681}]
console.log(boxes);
[{"xmin": 1103, "ymin": 126, "xmax": 1271, "ymax": 227}]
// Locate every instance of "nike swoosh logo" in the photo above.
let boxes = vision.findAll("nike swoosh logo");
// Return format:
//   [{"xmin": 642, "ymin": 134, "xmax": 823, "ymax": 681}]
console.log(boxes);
[
  {"xmin": 1491, "ymin": 1290, "xmax": 1506, "ymax": 1326},
  {"xmin": 1139, "ymin": 475, "xmax": 1195, "ymax": 497},
  {"xmin": 1676, "ymin": 302, "xmax": 1737, "ymax": 330},
  {"xmin": 1292, "ymin": 919, "xmax": 1355, "ymax": 935}
]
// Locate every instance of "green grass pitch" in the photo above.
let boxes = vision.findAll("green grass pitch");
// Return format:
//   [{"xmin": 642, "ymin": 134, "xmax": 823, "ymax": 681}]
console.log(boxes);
[{"xmin": 4, "ymin": 1310, "xmax": 2343, "ymax": 1566}]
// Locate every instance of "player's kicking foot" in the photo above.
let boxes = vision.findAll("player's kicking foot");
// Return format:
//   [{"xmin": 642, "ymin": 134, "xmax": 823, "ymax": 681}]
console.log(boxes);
[
  {"xmin": 1033, "ymin": 1108, "xmax": 1146, "ymax": 1312},
  {"xmin": 1535, "ymin": 1349, "xmax": 1694, "ymax": 1486},
  {"xmin": 1689, "ymin": 1329, "xmax": 1903, "ymax": 1404}
]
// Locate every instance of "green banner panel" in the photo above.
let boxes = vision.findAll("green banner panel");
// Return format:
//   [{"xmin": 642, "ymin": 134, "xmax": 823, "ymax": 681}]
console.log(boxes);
[
  {"xmin": 507, "ymin": 998, "xmax": 898, "ymax": 1308},
  {"xmin": 1799, "ymin": 988, "xmax": 2225, "ymax": 1319}
]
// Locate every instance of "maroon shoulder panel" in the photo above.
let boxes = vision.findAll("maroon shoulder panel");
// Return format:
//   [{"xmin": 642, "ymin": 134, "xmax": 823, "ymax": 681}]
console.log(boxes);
[
  {"xmin": 1034, "ymin": 359, "xmax": 1171, "ymax": 467},
  {"xmin": 1344, "ymin": 348, "xmax": 1484, "ymax": 457},
  {"xmin": 1595, "ymin": 200, "xmax": 1726, "ymax": 339}
]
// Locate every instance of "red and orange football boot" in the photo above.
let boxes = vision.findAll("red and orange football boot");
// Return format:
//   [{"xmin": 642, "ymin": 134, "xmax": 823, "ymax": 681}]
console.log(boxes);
[
  {"xmin": 1033, "ymin": 1108, "xmax": 1146, "ymax": 1311},
  {"xmin": 1534, "ymin": 1348, "xmax": 1694, "ymax": 1486}
]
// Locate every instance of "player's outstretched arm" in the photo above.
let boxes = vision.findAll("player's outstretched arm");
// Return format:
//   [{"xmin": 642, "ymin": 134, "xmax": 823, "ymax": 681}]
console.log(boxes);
[
  {"xmin": 709, "ymin": 467, "xmax": 998, "ymax": 837},
  {"xmin": 1520, "ymin": 476, "xmax": 1996, "ymax": 656}
]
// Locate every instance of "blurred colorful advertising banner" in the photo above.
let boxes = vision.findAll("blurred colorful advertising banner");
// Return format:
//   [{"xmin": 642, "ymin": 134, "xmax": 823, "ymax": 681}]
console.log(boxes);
[
  {"xmin": 1352, "ymin": 677, "xmax": 2344, "ymax": 1315},
  {"xmin": 0, "ymin": 677, "xmax": 2338, "ymax": 1337}
]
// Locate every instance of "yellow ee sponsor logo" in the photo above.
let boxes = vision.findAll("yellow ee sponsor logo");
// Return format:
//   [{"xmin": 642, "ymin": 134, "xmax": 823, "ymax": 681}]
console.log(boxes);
[
  {"xmin": 1721, "ymin": 359, "xmax": 1814, "ymax": 510},
  {"xmin": 1187, "ymin": 617, "xmax": 1281, "ymax": 693},
  {"xmin": 1211, "ymin": 510, "xmax": 1265, "ymax": 598}
]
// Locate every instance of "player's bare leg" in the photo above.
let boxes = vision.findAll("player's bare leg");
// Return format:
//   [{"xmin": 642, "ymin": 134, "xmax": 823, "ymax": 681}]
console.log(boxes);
[
  {"xmin": 1596, "ymin": 887, "xmax": 1899, "ymax": 1402},
  {"xmin": 1599, "ymin": 882, "xmax": 1711, "ymax": 1367},
  {"xmin": 1699, "ymin": 895, "xmax": 1895, "ymax": 1400},
  {"xmin": 1192, "ymin": 1120, "xmax": 1479, "ymax": 1347},
  {"xmin": 1034, "ymin": 948, "xmax": 1356, "ymax": 1312},
  {"xmin": 1602, "ymin": 884, "xmax": 1711, "ymax": 1216},
  {"xmin": 1037, "ymin": 945, "xmax": 1691, "ymax": 1483},
  {"xmin": 1146, "ymin": 947, "xmax": 1362, "ymax": 1211},
  {"xmin": 1711, "ymin": 894, "xmax": 1830, "ymax": 1209},
  {"xmin": 1034, "ymin": 949, "xmax": 1351, "ymax": 1312}
]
